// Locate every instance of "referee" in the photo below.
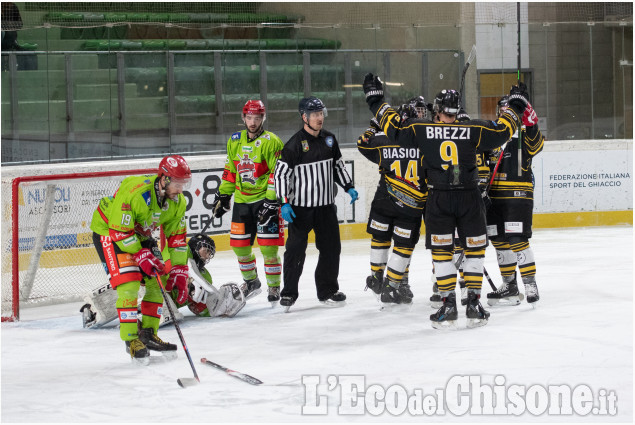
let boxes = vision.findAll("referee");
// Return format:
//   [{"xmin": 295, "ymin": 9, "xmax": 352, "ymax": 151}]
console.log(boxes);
[{"xmin": 273, "ymin": 96, "xmax": 358, "ymax": 309}]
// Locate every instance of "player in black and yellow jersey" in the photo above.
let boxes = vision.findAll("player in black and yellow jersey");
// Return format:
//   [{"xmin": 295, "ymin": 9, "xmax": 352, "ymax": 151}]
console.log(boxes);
[
  {"xmin": 357, "ymin": 103, "xmax": 428, "ymax": 307},
  {"xmin": 486, "ymin": 92, "xmax": 544, "ymax": 306},
  {"xmin": 363, "ymin": 73, "xmax": 529, "ymax": 329}
]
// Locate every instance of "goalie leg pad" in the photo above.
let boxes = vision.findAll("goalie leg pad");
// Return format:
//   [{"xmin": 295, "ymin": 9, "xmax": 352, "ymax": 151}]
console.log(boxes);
[
  {"xmin": 81, "ymin": 282, "xmax": 119, "ymax": 328},
  {"xmin": 206, "ymin": 283, "xmax": 246, "ymax": 318}
]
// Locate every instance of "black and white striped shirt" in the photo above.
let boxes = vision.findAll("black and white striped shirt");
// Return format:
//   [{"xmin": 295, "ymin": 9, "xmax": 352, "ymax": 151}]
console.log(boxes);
[{"xmin": 274, "ymin": 128, "xmax": 354, "ymax": 207}]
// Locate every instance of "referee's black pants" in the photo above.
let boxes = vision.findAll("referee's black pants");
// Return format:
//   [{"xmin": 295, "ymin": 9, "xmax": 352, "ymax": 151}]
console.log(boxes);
[{"xmin": 281, "ymin": 204, "xmax": 341, "ymax": 301}]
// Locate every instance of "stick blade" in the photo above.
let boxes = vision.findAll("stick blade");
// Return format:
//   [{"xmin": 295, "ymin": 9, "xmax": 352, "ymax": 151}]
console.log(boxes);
[
  {"xmin": 177, "ymin": 378, "xmax": 199, "ymax": 388},
  {"xmin": 466, "ymin": 44, "xmax": 477, "ymax": 64}
]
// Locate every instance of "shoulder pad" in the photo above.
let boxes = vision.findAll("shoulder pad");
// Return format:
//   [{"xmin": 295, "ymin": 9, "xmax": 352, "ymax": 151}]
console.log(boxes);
[{"xmin": 231, "ymin": 132, "xmax": 241, "ymax": 140}]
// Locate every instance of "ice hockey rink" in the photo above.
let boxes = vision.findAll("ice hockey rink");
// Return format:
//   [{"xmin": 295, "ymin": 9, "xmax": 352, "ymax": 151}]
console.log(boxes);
[{"xmin": 1, "ymin": 225, "xmax": 632, "ymax": 423}]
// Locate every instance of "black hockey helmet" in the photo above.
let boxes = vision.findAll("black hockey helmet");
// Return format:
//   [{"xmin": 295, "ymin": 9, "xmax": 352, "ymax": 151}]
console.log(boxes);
[
  {"xmin": 433, "ymin": 90, "xmax": 461, "ymax": 116},
  {"xmin": 408, "ymin": 95, "xmax": 428, "ymax": 119},
  {"xmin": 298, "ymin": 96, "xmax": 328, "ymax": 118},
  {"xmin": 188, "ymin": 233, "xmax": 215, "ymax": 270},
  {"xmin": 497, "ymin": 95, "xmax": 510, "ymax": 116},
  {"xmin": 397, "ymin": 103, "xmax": 418, "ymax": 121}
]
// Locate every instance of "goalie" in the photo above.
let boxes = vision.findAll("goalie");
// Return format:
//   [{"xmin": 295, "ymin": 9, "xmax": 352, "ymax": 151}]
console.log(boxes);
[{"xmin": 81, "ymin": 233, "xmax": 246, "ymax": 328}]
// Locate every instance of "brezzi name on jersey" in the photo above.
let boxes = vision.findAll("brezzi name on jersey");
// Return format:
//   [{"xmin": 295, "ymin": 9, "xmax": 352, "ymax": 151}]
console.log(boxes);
[
  {"xmin": 425, "ymin": 126, "xmax": 471, "ymax": 140},
  {"xmin": 381, "ymin": 147, "xmax": 419, "ymax": 159}
]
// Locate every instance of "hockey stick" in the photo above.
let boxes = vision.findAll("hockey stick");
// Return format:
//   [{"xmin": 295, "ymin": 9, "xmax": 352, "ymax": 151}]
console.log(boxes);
[
  {"xmin": 516, "ymin": 2, "xmax": 522, "ymax": 176},
  {"xmin": 153, "ymin": 270, "xmax": 200, "ymax": 388},
  {"xmin": 483, "ymin": 267, "xmax": 497, "ymax": 291},
  {"xmin": 459, "ymin": 44, "xmax": 477, "ymax": 106},
  {"xmin": 201, "ymin": 358, "xmax": 263, "ymax": 385}
]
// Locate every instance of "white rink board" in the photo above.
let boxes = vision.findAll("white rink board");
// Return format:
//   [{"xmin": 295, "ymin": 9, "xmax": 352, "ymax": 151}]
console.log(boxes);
[{"xmin": 532, "ymin": 142, "xmax": 632, "ymax": 213}]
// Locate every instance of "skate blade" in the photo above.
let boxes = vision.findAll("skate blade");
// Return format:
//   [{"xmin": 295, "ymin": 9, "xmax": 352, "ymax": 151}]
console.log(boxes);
[
  {"xmin": 131, "ymin": 356, "xmax": 151, "ymax": 366},
  {"xmin": 431, "ymin": 320, "xmax": 458, "ymax": 330},
  {"xmin": 244, "ymin": 288, "xmax": 262, "ymax": 300},
  {"xmin": 487, "ymin": 295, "xmax": 522, "ymax": 307},
  {"xmin": 269, "ymin": 301, "xmax": 279, "ymax": 308},
  {"xmin": 283, "ymin": 305, "xmax": 292, "ymax": 313},
  {"xmin": 379, "ymin": 302, "xmax": 412, "ymax": 312},
  {"xmin": 319, "ymin": 300, "xmax": 346, "ymax": 308},
  {"xmin": 466, "ymin": 318, "xmax": 489, "ymax": 329}
]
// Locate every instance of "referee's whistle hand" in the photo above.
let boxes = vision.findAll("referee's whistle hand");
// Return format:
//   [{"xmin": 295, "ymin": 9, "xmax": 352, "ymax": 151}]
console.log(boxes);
[
  {"xmin": 281, "ymin": 203, "xmax": 296, "ymax": 223},
  {"xmin": 347, "ymin": 188, "xmax": 359, "ymax": 204}
]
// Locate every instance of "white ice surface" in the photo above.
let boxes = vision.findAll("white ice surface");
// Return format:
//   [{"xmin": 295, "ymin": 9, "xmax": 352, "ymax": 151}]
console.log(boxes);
[{"xmin": 1, "ymin": 226, "xmax": 633, "ymax": 423}]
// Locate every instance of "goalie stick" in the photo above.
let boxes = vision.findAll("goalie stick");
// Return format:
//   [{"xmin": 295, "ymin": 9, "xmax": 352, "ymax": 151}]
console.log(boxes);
[
  {"xmin": 153, "ymin": 270, "xmax": 200, "ymax": 388},
  {"xmin": 201, "ymin": 358, "xmax": 263, "ymax": 385}
]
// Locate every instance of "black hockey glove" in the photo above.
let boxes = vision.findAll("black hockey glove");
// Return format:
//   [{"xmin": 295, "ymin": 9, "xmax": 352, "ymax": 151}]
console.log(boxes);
[
  {"xmin": 369, "ymin": 117, "xmax": 381, "ymax": 131},
  {"xmin": 363, "ymin": 73, "xmax": 384, "ymax": 105},
  {"xmin": 358, "ymin": 127, "xmax": 377, "ymax": 145},
  {"xmin": 456, "ymin": 108, "xmax": 471, "ymax": 122},
  {"xmin": 507, "ymin": 82, "xmax": 530, "ymax": 116},
  {"xmin": 211, "ymin": 192, "xmax": 231, "ymax": 218},
  {"xmin": 257, "ymin": 200, "xmax": 280, "ymax": 227}
]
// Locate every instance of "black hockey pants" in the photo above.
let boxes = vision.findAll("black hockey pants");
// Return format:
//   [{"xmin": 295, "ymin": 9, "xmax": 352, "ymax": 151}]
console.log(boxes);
[{"xmin": 281, "ymin": 204, "xmax": 341, "ymax": 301}]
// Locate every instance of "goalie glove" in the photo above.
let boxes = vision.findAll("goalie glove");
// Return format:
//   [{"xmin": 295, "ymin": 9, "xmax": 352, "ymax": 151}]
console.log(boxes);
[
  {"xmin": 166, "ymin": 264, "xmax": 189, "ymax": 304},
  {"xmin": 363, "ymin": 73, "xmax": 384, "ymax": 105},
  {"xmin": 133, "ymin": 248, "xmax": 165, "ymax": 276},
  {"xmin": 257, "ymin": 200, "xmax": 280, "ymax": 227},
  {"xmin": 211, "ymin": 192, "xmax": 231, "ymax": 218}
]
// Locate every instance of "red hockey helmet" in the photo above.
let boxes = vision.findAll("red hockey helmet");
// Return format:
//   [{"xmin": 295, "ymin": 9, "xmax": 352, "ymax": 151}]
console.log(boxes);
[
  {"xmin": 158, "ymin": 154, "xmax": 192, "ymax": 189},
  {"xmin": 242, "ymin": 100, "xmax": 266, "ymax": 120}
]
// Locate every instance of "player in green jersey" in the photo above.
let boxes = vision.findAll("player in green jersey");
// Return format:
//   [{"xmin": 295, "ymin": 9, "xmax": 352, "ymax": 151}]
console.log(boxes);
[
  {"xmin": 90, "ymin": 154, "xmax": 191, "ymax": 364},
  {"xmin": 211, "ymin": 100, "xmax": 285, "ymax": 305}
]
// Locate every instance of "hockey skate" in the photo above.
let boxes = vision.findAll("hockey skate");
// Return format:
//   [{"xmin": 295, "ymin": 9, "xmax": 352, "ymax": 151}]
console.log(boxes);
[
  {"xmin": 379, "ymin": 282, "xmax": 412, "ymax": 311},
  {"xmin": 466, "ymin": 291, "xmax": 490, "ymax": 328},
  {"xmin": 429, "ymin": 282, "xmax": 442, "ymax": 309},
  {"xmin": 364, "ymin": 272, "xmax": 383, "ymax": 300},
  {"xmin": 458, "ymin": 279, "xmax": 468, "ymax": 306},
  {"xmin": 430, "ymin": 292, "xmax": 458, "ymax": 330},
  {"xmin": 241, "ymin": 277, "xmax": 262, "ymax": 300},
  {"xmin": 138, "ymin": 327, "xmax": 178, "ymax": 361},
  {"xmin": 397, "ymin": 276, "xmax": 413, "ymax": 304},
  {"xmin": 280, "ymin": 296, "xmax": 296, "ymax": 313},
  {"xmin": 80, "ymin": 303, "xmax": 97, "ymax": 328},
  {"xmin": 523, "ymin": 276, "xmax": 540, "ymax": 305},
  {"xmin": 267, "ymin": 286, "xmax": 281, "ymax": 307},
  {"xmin": 487, "ymin": 274, "xmax": 524, "ymax": 306},
  {"xmin": 319, "ymin": 291, "xmax": 347, "ymax": 307},
  {"xmin": 125, "ymin": 338, "xmax": 150, "ymax": 366}
]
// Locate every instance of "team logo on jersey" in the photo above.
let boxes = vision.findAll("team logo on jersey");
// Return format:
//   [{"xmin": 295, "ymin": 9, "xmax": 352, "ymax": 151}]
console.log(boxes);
[
  {"xmin": 121, "ymin": 203, "xmax": 131, "ymax": 211},
  {"xmin": 236, "ymin": 153, "xmax": 257, "ymax": 184},
  {"xmin": 325, "ymin": 136, "xmax": 334, "ymax": 147},
  {"xmin": 302, "ymin": 140, "xmax": 309, "ymax": 152},
  {"xmin": 231, "ymin": 132, "xmax": 241, "ymax": 140},
  {"xmin": 262, "ymin": 134, "xmax": 270, "ymax": 140},
  {"xmin": 142, "ymin": 191, "xmax": 151, "ymax": 206},
  {"xmin": 242, "ymin": 146, "xmax": 253, "ymax": 153},
  {"xmin": 255, "ymin": 140, "xmax": 261, "ymax": 148}
]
